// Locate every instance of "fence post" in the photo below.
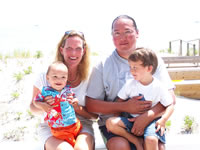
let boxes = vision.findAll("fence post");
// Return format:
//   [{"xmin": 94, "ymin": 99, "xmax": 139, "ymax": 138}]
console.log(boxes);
[
  {"xmin": 193, "ymin": 44, "xmax": 196, "ymax": 56},
  {"xmin": 187, "ymin": 43, "xmax": 190, "ymax": 56},
  {"xmin": 169, "ymin": 41, "xmax": 172, "ymax": 53},
  {"xmin": 179, "ymin": 40, "xmax": 182, "ymax": 56},
  {"xmin": 199, "ymin": 39, "xmax": 200, "ymax": 56}
]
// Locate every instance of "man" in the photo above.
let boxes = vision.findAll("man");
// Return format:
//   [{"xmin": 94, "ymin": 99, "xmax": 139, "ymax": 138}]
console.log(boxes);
[{"xmin": 86, "ymin": 15, "xmax": 175, "ymax": 150}]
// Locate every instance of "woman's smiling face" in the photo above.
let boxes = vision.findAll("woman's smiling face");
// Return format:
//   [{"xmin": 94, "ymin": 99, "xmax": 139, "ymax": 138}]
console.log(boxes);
[{"xmin": 60, "ymin": 35, "xmax": 85, "ymax": 68}]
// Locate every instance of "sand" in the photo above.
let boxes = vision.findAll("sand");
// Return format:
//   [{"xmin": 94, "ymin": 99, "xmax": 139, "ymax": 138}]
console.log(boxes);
[{"xmin": 0, "ymin": 57, "xmax": 200, "ymax": 150}]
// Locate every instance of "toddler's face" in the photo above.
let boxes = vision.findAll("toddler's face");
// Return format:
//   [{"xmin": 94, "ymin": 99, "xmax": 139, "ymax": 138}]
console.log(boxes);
[
  {"xmin": 47, "ymin": 65, "xmax": 68, "ymax": 91},
  {"xmin": 128, "ymin": 60, "xmax": 148, "ymax": 81}
]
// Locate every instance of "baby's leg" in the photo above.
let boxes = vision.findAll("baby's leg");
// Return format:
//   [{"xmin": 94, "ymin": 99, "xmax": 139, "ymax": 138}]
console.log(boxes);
[{"xmin": 106, "ymin": 117, "xmax": 143, "ymax": 150}]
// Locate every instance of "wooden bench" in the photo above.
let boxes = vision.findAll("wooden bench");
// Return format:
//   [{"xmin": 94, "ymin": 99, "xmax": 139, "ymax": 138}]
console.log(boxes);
[
  {"xmin": 168, "ymin": 68, "xmax": 200, "ymax": 80},
  {"xmin": 167, "ymin": 68, "xmax": 200, "ymax": 99},
  {"xmin": 162, "ymin": 56, "xmax": 200, "ymax": 68}
]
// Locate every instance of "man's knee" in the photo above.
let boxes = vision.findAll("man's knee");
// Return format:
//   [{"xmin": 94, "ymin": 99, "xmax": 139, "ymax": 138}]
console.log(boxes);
[{"xmin": 107, "ymin": 136, "xmax": 131, "ymax": 150}]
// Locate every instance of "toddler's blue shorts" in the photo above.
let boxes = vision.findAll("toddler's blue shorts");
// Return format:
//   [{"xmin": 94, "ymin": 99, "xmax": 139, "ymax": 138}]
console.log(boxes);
[{"xmin": 120, "ymin": 116, "xmax": 166, "ymax": 144}]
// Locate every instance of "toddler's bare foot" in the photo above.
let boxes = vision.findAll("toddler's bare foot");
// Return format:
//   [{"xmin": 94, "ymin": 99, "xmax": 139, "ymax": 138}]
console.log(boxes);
[{"xmin": 135, "ymin": 137, "xmax": 144, "ymax": 150}]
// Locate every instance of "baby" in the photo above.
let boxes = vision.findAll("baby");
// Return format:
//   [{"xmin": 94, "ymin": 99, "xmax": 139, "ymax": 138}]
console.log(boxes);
[{"xmin": 34, "ymin": 61, "xmax": 82, "ymax": 147}]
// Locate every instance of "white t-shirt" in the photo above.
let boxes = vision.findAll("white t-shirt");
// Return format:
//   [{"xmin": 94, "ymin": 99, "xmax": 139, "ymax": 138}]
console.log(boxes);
[
  {"xmin": 87, "ymin": 50, "xmax": 175, "ymax": 126},
  {"xmin": 118, "ymin": 77, "xmax": 173, "ymax": 117}
]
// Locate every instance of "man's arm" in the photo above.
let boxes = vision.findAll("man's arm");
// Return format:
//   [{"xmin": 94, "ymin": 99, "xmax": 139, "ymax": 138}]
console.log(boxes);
[
  {"xmin": 131, "ymin": 102, "xmax": 165, "ymax": 136},
  {"xmin": 86, "ymin": 96, "xmax": 152, "ymax": 115},
  {"xmin": 73, "ymin": 103, "xmax": 98, "ymax": 120}
]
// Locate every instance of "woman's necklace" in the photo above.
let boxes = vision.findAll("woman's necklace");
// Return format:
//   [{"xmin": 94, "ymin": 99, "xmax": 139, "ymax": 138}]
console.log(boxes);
[{"xmin": 68, "ymin": 74, "xmax": 79, "ymax": 84}]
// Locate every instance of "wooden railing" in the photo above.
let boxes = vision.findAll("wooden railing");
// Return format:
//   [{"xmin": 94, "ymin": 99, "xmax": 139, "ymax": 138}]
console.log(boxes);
[
  {"xmin": 163, "ymin": 57, "xmax": 200, "ymax": 99},
  {"xmin": 169, "ymin": 39, "xmax": 200, "ymax": 56},
  {"xmin": 162, "ymin": 56, "xmax": 200, "ymax": 68}
]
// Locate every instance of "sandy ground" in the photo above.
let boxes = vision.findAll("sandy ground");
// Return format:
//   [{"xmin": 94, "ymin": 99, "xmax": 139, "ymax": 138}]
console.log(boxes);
[{"xmin": 0, "ymin": 57, "xmax": 200, "ymax": 150}]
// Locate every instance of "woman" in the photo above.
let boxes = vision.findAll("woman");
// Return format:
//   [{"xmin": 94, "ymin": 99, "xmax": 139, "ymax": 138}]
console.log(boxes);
[{"xmin": 30, "ymin": 30, "xmax": 97, "ymax": 150}]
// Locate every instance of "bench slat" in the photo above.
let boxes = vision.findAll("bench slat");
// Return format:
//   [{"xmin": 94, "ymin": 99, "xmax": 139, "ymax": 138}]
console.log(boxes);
[{"xmin": 168, "ymin": 68, "xmax": 200, "ymax": 80}]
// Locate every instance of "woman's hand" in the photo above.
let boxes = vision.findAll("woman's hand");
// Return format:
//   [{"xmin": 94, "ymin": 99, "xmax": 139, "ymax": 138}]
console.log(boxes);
[
  {"xmin": 35, "ymin": 96, "xmax": 54, "ymax": 113},
  {"xmin": 66, "ymin": 93, "xmax": 78, "ymax": 105},
  {"xmin": 44, "ymin": 96, "xmax": 55, "ymax": 105},
  {"xmin": 38, "ymin": 102, "xmax": 52, "ymax": 113},
  {"xmin": 33, "ymin": 101, "xmax": 52, "ymax": 113}
]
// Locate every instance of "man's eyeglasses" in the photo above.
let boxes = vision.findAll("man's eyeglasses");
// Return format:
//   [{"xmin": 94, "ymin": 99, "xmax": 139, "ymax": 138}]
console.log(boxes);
[
  {"xmin": 64, "ymin": 30, "xmax": 85, "ymax": 39},
  {"xmin": 112, "ymin": 30, "xmax": 134, "ymax": 37}
]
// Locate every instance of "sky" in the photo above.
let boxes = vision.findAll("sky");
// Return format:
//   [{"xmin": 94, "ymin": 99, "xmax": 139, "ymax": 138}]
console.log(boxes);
[{"xmin": 0, "ymin": 0, "xmax": 199, "ymax": 56}]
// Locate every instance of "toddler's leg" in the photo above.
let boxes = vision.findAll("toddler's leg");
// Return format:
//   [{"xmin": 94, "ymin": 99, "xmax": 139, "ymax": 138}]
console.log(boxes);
[
  {"xmin": 144, "ymin": 136, "xmax": 158, "ymax": 150},
  {"xmin": 158, "ymin": 141, "xmax": 165, "ymax": 150},
  {"xmin": 106, "ymin": 117, "xmax": 143, "ymax": 150}
]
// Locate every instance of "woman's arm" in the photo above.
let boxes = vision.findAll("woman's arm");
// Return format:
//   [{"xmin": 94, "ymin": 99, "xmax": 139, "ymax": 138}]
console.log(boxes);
[
  {"xmin": 30, "ymin": 86, "xmax": 53, "ymax": 114},
  {"xmin": 30, "ymin": 86, "xmax": 44, "ymax": 115}
]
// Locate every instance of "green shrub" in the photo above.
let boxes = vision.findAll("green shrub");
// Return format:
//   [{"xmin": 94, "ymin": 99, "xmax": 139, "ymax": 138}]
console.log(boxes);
[
  {"xmin": 182, "ymin": 115, "xmax": 195, "ymax": 134},
  {"xmin": 26, "ymin": 109, "xmax": 34, "ymax": 119},
  {"xmin": 13, "ymin": 49, "xmax": 31, "ymax": 58},
  {"xmin": 23, "ymin": 66, "xmax": 32, "ymax": 74},
  {"xmin": 13, "ymin": 72, "xmax": 24, "ymax": 82},
  {"xmin": 165, "ymin": 120, "xmax": 171, "ymax": 132},
  {"xmin": 91, "ymin": 51, "xmax": 99, "ymax": 56},
  {"xmin": 3, "ymin": 126, "xmax": 27, "ymax": 141},
  {"xmin": 15, "ymin": 112, "xmax": 23, "ymax": 120},
  {"xmin": 0, "ymin": 53, "xmax": 3, "ymax": 60},
  {"xmin": 34, "ymin": 50, "xmax": 43, "ymax": 58},
  {"xmin": 159, "ymin": 48, "xmax": 174, "ymax": 54},
  {"xmin": 4, "ymin": 54, "xmax": 11, "ymax": 59},
  {"xmin": 11, "ymin": 91, "xmax": 20, "ymax": 99},
  {"xmin": 21, "ymin": 50, "xmax": 31, "ymax": 58}
]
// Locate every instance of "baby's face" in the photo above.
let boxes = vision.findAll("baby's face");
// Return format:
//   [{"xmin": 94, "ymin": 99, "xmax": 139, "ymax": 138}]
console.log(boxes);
[{"xmin": 47, "ymin": 65, "xmax": 68, "ymax": 91}]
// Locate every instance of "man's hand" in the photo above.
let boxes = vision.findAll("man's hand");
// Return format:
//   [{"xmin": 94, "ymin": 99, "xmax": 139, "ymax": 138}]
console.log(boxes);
[
  {"xmin": 125, "ymin": 96, "xmax": 152, "ymax": 114},
  {"xmin": 129, "ymin": 114, "xmax": 149, "ymax": 136}
]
